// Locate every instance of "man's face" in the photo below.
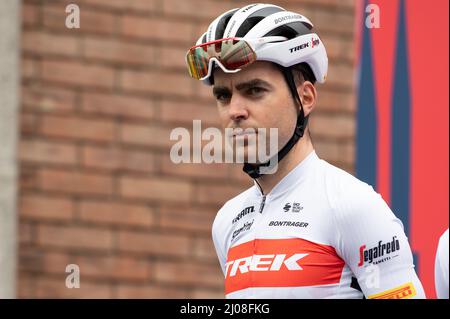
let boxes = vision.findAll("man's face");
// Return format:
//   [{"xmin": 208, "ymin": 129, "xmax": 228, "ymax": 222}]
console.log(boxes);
[{"xmin": 213, "ymin": 61, "xmax": 298, "ymax": 163}]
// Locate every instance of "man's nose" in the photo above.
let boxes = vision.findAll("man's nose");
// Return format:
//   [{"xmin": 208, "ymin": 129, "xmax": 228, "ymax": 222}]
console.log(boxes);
[{"xmin": 228, "ymin": 95, "xmax": 249, "ymax": 122}]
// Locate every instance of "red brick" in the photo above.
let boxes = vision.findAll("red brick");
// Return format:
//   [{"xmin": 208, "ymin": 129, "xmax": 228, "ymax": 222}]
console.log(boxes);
[
  {"xmin": 119, "ymin": 123, "xmax": 173, "ymax": 148},
  {"xmin": 75, "ymin": 255, "xmax": 151, "ymax": 281},
  {"xmin": 79, "ymin": 0, "xmax": 157, "ymax": 12},
  {"xmin": 192, "ymin": 237, "xmax": 218, "ymax": 262},
  {"xmin": 22, "ymin": 31, "xmax": 80, "ymax": 57},
  {"xmin": 38, "ymin": 168, "xmax": 114, "ymax": 196},
  {"xmin": 17, "ymin": 272, "xmax": 35, "ymax": 298},
  {"xmin": 189, "ymin": 288, "xmax": 224, "ymax": 299},
  {"xmin": 22, "ymin": 2, "xmax": 40, "ymax": 27},
  {"xmin": 20, "ymin": 194, "xmax": 74, "ymax": 221},
  {"xmin": 320, "ymin": 33, "xmax": 355, "ymax": 63},
  {"xmin": 119, "ymin": 69, "xmax": 192, "ymax": 96},
  {"xmin": 195, "ymin": 183, "xmax": 242, "ymax": 205},
  {"xmin": 18, "ymin": 222, "xmax": 34, "ymax": 245},
  {"xmin": 154, "ymin": 260, "xmax": 222, "ymax": 288},
  {"xmin": 43, "ymin": 4, "xmax": 116, "ymax": 35},
  {"xmin": 121, "ymin": 15, "xmax": 194, "ymax": 44},
  {"xmin": 325, "ymin": 61, "xmax": 355, "ymax": 89},
  {"xmin": 116, "ymin": 284, "xmax": 188, "ymax": 298},
  {"xmin": 117, "ymin": 230, "xmax": 191, "ymax": 257},
  {"xmin": 35, "ymin": 277, "xmax": 112, "ymax": 298},
  {"xmin": 159, "ymin": 46, "xmax": 191, "ymax": 70},
  {"xmin": 83, "ymin": 37, "xmax": 155, "ymax": 65},
  {"xmin": 159, "ymin": 99, "xmax": 221, "ymax": 126},
  {"xmin": 22, "ymin": 84, "xmax": 76, "ymax": 114},
  {"xmin": 312, "ymin": 8, "xmax": 355, "ymax": 36},
  {"xmin": 20, "ymin": 166, "xmax": 40, "ymax": 191},
  {"xmin": 161, "ymin": 160, "xmax": 229, "ymax": 180},
  {"xmin": 37, "ymin": 224, "xmax": 113, "ymax": 250},
  {"xmin": 292, "ymin": 0, "xmax": 354, "ymax": 9},
  {"xmin": 81, "ymin": 92, "xmax": 155, "ymax": 120},
  {"xmin": 79, "ymin": 200, "xmax": 155, "ymax": 227},
  {"xmin": 119, "ymin": 176, "xmax": 192, "ymax": 203},
  {"xmin": 316, "ymin": 88, "xmax": 356, "ymax": 113},
  {"xmin": 309, "ymin": 112, "xmax": 355, "ymax": 140},
  {"xmin": 19, "ymin": 249, "xmax": 72, "ymax": 274},
  {"xmin": 162, "ymin": 0, "xmax": 235, "ymax": 20},
  {"xmin": 19, "ymin": 139, "xmax": 78, "ymax": 165},
  {"xmin": 314, "ymin": 139, "xmax": 354, "ymax": 165},
  {"xmin": 40, "ymin": 115, "xmax": 116, "ymax": 142},
  {"xmin": 20, "ymin": 112, "xmax": 39, "ymax": 135},
  {"xmin": 159, "ymin": 205, "xmax": 215, "ymax": 233},
  {"xmin": 81, "ymin": 145, "xmax": 155, "ymax": 173},
  {"xmin": 21, "ymin": 57, "xmax": 39, "ymax": 79},
  {"xmin": 41, "ymin": 60, "xmax": 115, "ymax": 89}
]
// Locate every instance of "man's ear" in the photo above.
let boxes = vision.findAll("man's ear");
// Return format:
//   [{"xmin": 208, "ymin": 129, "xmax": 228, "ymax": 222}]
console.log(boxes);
[{"xmin": 298, "ymin": 81, "xmax": 317, "ymax": 116}]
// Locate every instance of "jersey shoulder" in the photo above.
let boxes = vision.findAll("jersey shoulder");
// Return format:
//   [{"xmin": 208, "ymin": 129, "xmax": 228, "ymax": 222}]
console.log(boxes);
[
  {"xmin": 212, "ymin": 185, "xmax": 256, "ymax": 236},
  {"xmin": 319, "ymin": 159, "xmax": 397, "ymax": 222}
]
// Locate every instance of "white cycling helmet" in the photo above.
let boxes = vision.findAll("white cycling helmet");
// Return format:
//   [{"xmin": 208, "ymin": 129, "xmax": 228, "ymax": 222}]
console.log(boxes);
[{"xmin": 193, "ymin": 3, "xmax": 328, "ymax": 85}]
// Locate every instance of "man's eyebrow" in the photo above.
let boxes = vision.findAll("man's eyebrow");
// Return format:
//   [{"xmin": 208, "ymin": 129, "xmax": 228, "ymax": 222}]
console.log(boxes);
[
  {"xmin": 235, "ymin": 79, "xmax": 273, "ymax": 91},
  {"xmin": 212, "ymin": 86, "xmax": 231, "ymax": 96}
]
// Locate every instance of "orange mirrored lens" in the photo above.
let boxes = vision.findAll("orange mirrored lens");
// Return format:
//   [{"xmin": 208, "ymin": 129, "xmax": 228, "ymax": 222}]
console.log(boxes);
[{"xmin": 186, "ymin": 39, "xmax": 256, "ymax": 80}]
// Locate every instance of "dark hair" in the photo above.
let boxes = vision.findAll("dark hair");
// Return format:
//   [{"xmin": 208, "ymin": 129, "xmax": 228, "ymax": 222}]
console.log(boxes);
[{"xmin": 292, "ymin": 62, "xmax": 316, "ymax": 85}]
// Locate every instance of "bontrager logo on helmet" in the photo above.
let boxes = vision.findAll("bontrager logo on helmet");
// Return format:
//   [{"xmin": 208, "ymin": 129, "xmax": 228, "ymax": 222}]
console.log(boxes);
[{"xmin": 274, "ymin": 14, "xmax": 303, "ymax": 24}]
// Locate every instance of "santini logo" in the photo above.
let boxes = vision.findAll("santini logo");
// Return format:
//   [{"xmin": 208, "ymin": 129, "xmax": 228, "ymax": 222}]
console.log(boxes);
[{"xmin": 358, "ymin": 236, "xmax": 401, "ymax": 267}]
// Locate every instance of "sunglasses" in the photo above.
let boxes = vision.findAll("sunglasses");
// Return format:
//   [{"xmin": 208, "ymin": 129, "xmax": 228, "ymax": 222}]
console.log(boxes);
[{"xmin": 185, "ymin": 36, "xmax": 287, "ymax": 81}]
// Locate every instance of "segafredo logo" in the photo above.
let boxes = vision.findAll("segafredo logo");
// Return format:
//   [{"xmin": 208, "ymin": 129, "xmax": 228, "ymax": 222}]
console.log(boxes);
[
  {"xmin": 311, "ymin": 37, "xmax": 320, "ymax": 48},
  {"xmin": 358, "ymin": 236, "xmax": 401, "ymax": 267}
]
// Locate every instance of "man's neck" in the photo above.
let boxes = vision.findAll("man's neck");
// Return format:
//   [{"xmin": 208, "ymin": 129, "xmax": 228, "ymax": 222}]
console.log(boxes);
[{"xmin": 255, "ymin": 137, "xmax": 314, "ymax": 195}]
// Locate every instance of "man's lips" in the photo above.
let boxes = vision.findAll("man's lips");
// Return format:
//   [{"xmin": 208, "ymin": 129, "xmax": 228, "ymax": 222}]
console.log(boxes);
[{"xmin": 227, "ymin": 128, "xmax": 258, "ymax": 138}]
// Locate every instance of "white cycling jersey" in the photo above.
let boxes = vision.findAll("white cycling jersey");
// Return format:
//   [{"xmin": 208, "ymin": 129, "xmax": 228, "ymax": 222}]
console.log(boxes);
[
  {"xmin": 435, "ymin": 228, "xmax": 449, "ymax": 299},
  {"xmin": 212, "ymin": 151, "xmax": 426, "ymax": 298}
]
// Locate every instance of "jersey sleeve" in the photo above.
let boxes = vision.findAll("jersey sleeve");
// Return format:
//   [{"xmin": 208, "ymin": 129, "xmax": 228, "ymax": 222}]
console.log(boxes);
[
  {"xmin": 435, "ymin": 229, "xmax": 449, "ymax": 299},
  {"xmin": 332, "ymin": 181, "xmax": 426, "ymax": 299},
  {"xmin": 212, "ymin": 208, "xmax": 228, "ymax": 277}
]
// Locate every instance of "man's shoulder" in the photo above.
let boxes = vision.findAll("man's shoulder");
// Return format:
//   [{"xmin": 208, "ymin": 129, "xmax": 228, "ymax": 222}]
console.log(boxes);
[
  {"xmin": 318, "ymin": 158, "xmax": 389, "ymax": 218},
  {"xmin": 319, "ymin": 158, "xmax": 373, "ymax": 196}
]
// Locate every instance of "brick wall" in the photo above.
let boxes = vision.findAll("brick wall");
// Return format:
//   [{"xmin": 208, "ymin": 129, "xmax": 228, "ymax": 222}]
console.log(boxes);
[{"xmin": 18, "ymin": 0, "xmax": 356, "ymax": 298}]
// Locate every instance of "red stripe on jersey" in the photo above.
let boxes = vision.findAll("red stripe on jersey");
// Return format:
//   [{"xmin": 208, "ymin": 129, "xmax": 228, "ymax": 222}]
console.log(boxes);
[{"xmin": 225, "ymin": 238, "xmax": 345, "ymax": 295}]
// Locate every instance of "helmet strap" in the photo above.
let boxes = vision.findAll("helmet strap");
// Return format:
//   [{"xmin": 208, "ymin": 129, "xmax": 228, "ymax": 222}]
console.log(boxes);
[{"xmin": 242, "ymin": 65, "xmax": 309, "ymax": 179}]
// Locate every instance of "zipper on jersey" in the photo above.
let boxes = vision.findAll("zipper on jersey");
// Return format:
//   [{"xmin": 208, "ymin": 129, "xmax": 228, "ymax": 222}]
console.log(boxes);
[
  {"xmin": 259, "ymin": 195, "xmax": 266, "ymax": 214},
  {"xmin": 254, "ymin": 178, "xmax": 266, "ymax": 214}
]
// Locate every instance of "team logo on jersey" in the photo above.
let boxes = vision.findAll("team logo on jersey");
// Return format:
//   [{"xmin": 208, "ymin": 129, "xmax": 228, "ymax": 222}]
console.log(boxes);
[
  {"xmin": 358, "ymin": 236, "xmax": 401, "ymax": 267},
  {"xmin": 268, "ymin": 220, "xmax": 309, "ymax": 228},
  {"xmin": 225, "ymin": 238, "xmax": 345, "ymax": 295},
  {"xmin": 368, "ymin": 282, "xmax": 417, "ymax": 299},
  {"xmin": 232, "ymin": 206, "xmax": 254, "ymax": 224},
  {"xmin": 231, "ymin": 219, "xmax": 254, "ymax": 241},
  {"xmin": 283, "ymin": 202, "xmax": 303, "ymax": 213}
]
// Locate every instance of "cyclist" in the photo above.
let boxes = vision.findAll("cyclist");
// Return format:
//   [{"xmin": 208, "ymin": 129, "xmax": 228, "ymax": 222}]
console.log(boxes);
[
  {"xmin": 435, "ymin": 228, "xmax": 449, "ymax": 298},
  {"xmin": 185, "ymin": 3, "xmax": 425, "ymax": 298}
]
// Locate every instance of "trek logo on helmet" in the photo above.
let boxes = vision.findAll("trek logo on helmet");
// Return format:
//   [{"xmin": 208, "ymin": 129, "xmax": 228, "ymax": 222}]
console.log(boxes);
[{"xmin": 289, "ymin": 42, "xmax": 310, "ymax": 53}]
